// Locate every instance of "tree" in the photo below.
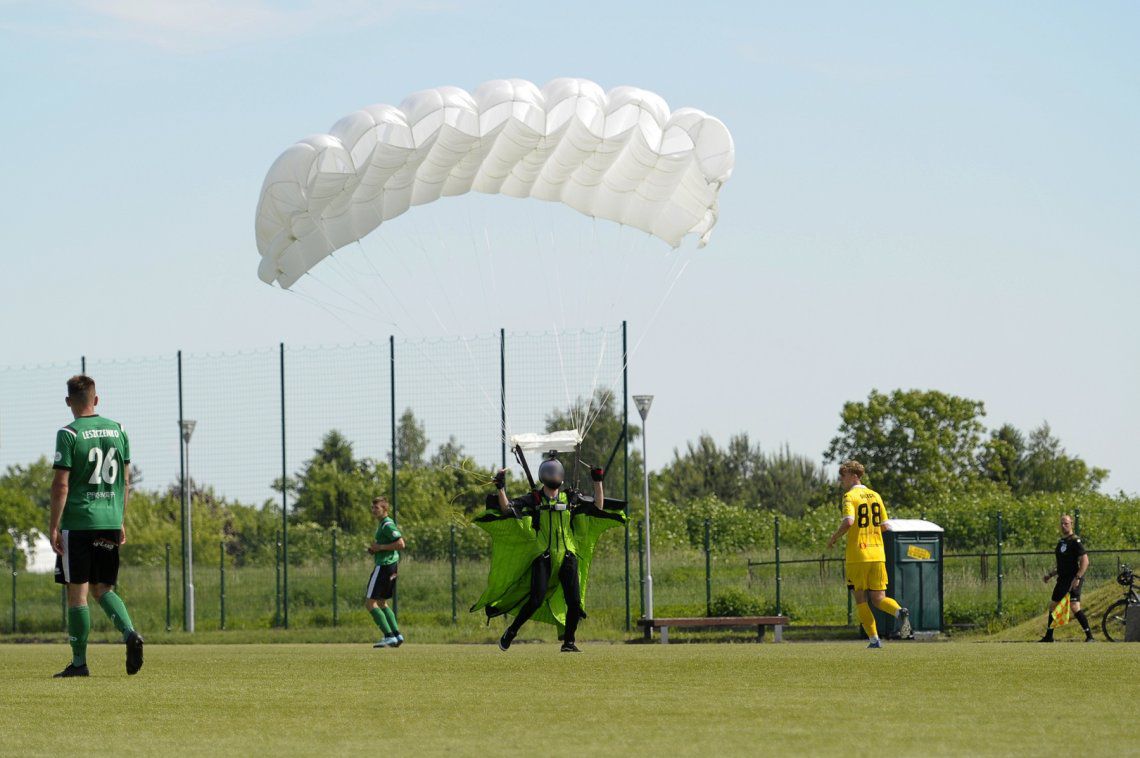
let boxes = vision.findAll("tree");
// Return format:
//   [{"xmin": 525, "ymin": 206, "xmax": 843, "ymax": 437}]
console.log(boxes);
[
  {"xmin": 657, "ymin": 435, "xmax": 829, "ymax": 516},
  {"xmin": 396, "ymin": 409, "xmax": 428, "ymax": 469},
  {"xmin": 291, "ymin": 430, "xmax": 383, "ymax": 532},
  {"xmin": 1018, "ymin": 423, "xmax": 1108, "ymax": 495},
  {"xmin": 824, "ymin": 389, "xmax": 988, "ymax": 509}
]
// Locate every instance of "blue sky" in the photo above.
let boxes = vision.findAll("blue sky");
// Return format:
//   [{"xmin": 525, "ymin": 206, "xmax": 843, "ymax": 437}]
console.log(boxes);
[{"xmin": 2, "ymin": 1, "xmax": 1138, "ymax": 495}]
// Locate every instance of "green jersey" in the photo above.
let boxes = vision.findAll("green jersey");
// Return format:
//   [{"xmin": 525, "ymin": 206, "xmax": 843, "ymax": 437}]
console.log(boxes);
[
  {"xmin": 373, "ymin": 516, "xmax": 402, "ymax": 566},
  {"xmin": 54, "ymin": 415, "xmax": 131, "ymax": 531}
]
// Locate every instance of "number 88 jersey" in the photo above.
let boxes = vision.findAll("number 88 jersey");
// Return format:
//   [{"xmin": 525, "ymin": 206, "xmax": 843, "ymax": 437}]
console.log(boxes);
[
  {"xmin": 54, "ymin": 415, "xmax": 131, "ymax": 531},
  {"xmin": 842, "ymin": 485, "xmax": 888, "ymax": 563}
]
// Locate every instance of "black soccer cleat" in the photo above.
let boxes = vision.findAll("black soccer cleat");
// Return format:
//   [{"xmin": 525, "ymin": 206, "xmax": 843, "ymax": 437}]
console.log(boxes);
[
  {"xmin": 896, "ymin": 607, "xmax": 912, "ymax": 639},
  {"xmin": 1038, "ymin": 635, "xmax": 1054, "ymax": 643},
  {"xmin": 1084, "ymin": 634, "xmax": 1096, "ymax": 642},
  {"xmin": 498, "ymin": 628, "xmax": 516, "ymax": 651},
  {"xmin": 53, "ymin": 663, "xmax": 90, "ymax": 678},
  {"xmin": 560, "ymin": 642, "xmax": 581, "ymax": 653},
  {"xmin": 126, "ymin": 631, "xmax": 145, "ymax": 675}
]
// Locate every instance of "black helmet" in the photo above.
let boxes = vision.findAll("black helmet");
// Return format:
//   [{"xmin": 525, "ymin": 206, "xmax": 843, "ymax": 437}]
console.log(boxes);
[{"xmin": 538, "ymin": 458, "xmax": 565, "ymax": 489}]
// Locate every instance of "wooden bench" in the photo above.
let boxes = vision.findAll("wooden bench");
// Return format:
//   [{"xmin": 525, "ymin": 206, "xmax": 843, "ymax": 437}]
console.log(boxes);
[{"xmin": 636, "ymin": 616, "xmax": 790, "ymax": 644}]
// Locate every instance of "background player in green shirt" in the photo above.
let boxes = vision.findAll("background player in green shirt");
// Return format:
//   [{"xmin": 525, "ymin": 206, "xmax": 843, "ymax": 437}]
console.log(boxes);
[
  {"xmin": 365, "ymin": 497, "xmax": 405, "ymax": 648},
  {"xmin": 49, "ymin": 375, "xmax": 144, "ymax": 678}
]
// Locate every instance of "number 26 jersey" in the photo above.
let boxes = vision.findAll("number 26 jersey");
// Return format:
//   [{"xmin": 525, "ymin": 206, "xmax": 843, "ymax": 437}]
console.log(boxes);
[
  {"xmin": 54, "ymin": 415, "xmax": 131, "ymax": 531},
  {"xmin": 842, "ymin": 484, "xmax": 888, "ymax": 563}
]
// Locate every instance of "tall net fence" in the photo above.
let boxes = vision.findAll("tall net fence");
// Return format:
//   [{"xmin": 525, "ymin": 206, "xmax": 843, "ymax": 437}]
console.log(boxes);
[{"xmin": 0, "ymin": 325, "xmax": 633, "ymax": 636}]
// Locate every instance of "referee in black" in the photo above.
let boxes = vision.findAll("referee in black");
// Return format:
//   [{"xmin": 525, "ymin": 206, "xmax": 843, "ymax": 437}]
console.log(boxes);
[{"xmin": 1040, "ymin": 514, "xmax": 1094, "ymax": 642}]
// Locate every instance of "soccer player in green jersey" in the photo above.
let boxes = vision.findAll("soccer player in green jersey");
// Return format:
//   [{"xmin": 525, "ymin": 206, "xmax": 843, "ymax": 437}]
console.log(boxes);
[
  {"xmin": 49, "ymin": 375, "xmax": 144, "ymax": 678},
  {"xmin": 365, "ymin": 497, "xmax": 405, "ymax": 648}
]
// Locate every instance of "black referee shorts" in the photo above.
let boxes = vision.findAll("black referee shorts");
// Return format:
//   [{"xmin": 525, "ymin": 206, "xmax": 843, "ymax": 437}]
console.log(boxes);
[
  {"xmin": 1052, "ymin": 576, "xmax": 1083, "ymax": 603},
  {"xmin": 54, "ymin": 529, "xmax": 121, "ymax": 586},
  {"xmin": 365, "ymin": 563, "xmax": 398, "ymax": 600}
]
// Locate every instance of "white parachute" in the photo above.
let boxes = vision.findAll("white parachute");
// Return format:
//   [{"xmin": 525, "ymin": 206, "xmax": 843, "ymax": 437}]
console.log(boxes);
[{"xmin": 255, "ymin": 78, "xmax": 734, "ymax": 288}]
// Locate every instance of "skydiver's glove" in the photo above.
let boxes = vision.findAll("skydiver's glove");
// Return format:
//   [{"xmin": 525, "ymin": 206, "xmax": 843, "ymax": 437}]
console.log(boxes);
[
  {"xmin": 590, "ymin": 467, "xmax": 605, "ymax": 482},
  {"xmin": 493, "ymin": 470, "xmax": 506, "ymax": 490}
]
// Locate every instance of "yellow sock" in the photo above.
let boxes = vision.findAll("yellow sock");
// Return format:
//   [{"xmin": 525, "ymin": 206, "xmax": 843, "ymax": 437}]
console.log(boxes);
[
  {"xmin": 856, "ymin": 602, "xmax": 878, "ymax": 639},
  {"xmin": 875, "ymin": 596, "xmax": 901, "ymax": 616}
]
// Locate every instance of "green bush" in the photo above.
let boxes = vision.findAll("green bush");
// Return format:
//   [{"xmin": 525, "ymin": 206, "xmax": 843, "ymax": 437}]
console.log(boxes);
[{"xmin": 709, "ymin": 587, "xmax": 764, "ymax": 617}]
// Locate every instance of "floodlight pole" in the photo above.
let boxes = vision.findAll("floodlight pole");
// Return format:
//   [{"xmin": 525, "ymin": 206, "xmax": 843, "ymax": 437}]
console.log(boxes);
[
  {"xmin": 633, "ymin": 395, "xmax": 654, "ymax": 622},
  {"xmin": 180, "ymin": 419, "xmax": 197, "ymax": 633}
]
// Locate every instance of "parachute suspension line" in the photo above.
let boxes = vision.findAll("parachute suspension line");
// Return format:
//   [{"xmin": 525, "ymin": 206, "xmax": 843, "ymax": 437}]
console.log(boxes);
[
  {"xmin": 580, "ymin": 255, "xmax": 692, "ymax": 440},
  {"xmin": 408, "ymin": 214, "xmax": 465, "ymax": 336},
  {"xmin": 285, "ymin": 280, "xmax": 394, "ymax": 338},
  {"xmin": 528, "ymin": 202, "xmax": 579, "ymax": 432}
]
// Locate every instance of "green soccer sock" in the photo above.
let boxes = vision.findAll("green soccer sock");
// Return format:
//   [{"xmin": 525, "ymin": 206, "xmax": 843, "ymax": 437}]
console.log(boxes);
[
  {"xmin": 68, "ymin": 605, "xmax": 91, "ymax": 667},
  {"xmin": 370, "ymin": 607, "xmax": 393, "ymax": 635},
  {"xmin": 381, "ymin": 606, "xmax": 399, "ymax": 635},
  {"xmin": 98, "ymin": 591, "xmax": 135, "ymax": 641}
]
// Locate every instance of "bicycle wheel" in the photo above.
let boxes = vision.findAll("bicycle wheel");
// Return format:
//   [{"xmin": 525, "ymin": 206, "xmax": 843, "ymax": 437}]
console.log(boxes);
[{"xmin": 1101, "ymin": 599, "xmax": 1130, "ymax": 642}]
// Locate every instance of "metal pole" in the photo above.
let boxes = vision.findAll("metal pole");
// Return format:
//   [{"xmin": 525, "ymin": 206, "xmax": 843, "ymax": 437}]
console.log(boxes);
[
  {"xmin": 389, "ymin": 334, "xmax": 398, "ymax": 617},
  {"xmin": 996, "ymin": 511, "xmax": 1004, "ymax": 617},
  {"xmin": 622, "ymin": 320, "xmax": 630, "ymax": 632},
  {"xmin": 641, "ymin": 414, "xmax": 653, "ymax": 620},
  {"xmin": 500, "ymin": 328, "xmax": 507, "ymax": 470},
  {"xmin": 10, "ymin": 546, "xmax": 15, "ymax": 634},
  {"xmin": 165, "ymin": 544, "xmax": 171, "ymax": 632},
  {"xmin": 774, "ymin": 516, "xmax": 782, "ymax": 616},
  {"xmin": 847, "ymin": 586, "xmax": 853, "ymax": 626},
  {"xmin": 280, "ymin": 342, "xmax": 288, "ymax": 629},
  {"xmin": 274, "ymin": 533, "xmax": 281, "ymax": 627},
  {"xmin": 332, "ymin": 529, "xmax": 338, "ymax": 627},
  {"xmin": 81, "ymin": 355, "xmax": 86, "ymax": 374},
  {"xmin": 1074, "ymin": 507, "xmax": 1081, "ymax": 536},
  {"xmin": 177, "ymin": 351, "xmax": 187, "ymax": 631},
  {"xmin": 450, "ymin": 524, "xmax": 458, "ymax": 624},
  {"xmin": 219, "ymin": 541, "xmax": 226, "ymax": 631},
  {"xmin": 184, "ymin": 426, "xmax": 195, "ymax": 633},
  {"xmin": 704, "ymin": 518, "xmax": 712, "ymax": 616},
  {"xmin": 637, "ymin": 520, "xmax": 645, "ymax": 618}
]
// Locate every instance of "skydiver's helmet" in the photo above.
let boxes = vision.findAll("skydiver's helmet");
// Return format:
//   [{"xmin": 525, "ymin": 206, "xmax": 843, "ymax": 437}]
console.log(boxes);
[{"xmin": 538, "ymin": 458, "xmax": 565, "ymax": 489}]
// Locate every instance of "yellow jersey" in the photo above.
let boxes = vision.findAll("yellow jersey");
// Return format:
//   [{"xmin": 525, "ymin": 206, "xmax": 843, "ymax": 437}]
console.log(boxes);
[{"xmin": 842, "ymin": 485, "xmax": 888, "ymax": 563}]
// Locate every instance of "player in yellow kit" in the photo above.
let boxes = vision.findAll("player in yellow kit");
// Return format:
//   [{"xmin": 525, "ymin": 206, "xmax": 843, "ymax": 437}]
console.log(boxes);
[{"xmin": 826, "ymin": 460, "xmax": 911, "ymax": 648}]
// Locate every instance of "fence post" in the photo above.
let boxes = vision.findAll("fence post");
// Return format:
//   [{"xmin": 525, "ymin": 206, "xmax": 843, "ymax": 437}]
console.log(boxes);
[
  {"xmin": 450, "ymin": 524, "xmax": 458, "ymax": 624},
  {"xmin": 1074, "ymin": 507, "xmax": 1081, "ymax": 536},
  {"xmin": 275, "ymin": 532, "xmax": 282, "ymax": 627},
  {"xmin": 704, "ymin": 518, "xmax": 712, "ymax": 616},
  {"xmin": 847, "ymin": 587, "xmax": 853, "ymax": 626},
  {"xmin": 623, "ymin": 319, "xmax": 631, "ymax": 633},
  {"xmin": 332, "ymin": 529, "xmax": 338, "ymax": 628},
  {"xmin": 996, "ymin": 511, "xmax": 1004, "ymax": 617},
  {"xmin": 389, "ymin": 334, "xmax": 398, "ymax": 617},
  {"xmin": 219, "ymin": 541, "xmax": 226, "ymax": 631},
  {"xmin": 279, "ymin": 342, "xmax": 289, "ymax": 630},
  {"xmin": 165, "ymin": 544, "xmax": 171, "ymax": 632},
  {"xmin": 10, "ymin": 546, "xmax": 16, "ymax": 634},
  {"xmin": 637, "ymin": 520, "xmax": 645, "ymax": 618},
  {"xmin": 774, "ymin": 516, "xmax": 782, "ymax": 617}
]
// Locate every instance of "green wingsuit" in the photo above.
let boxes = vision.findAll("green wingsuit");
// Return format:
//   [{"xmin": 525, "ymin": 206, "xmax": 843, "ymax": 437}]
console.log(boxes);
[{"xmin": 471, "ymin": 490, "xmax": 627, "ymax": 637}]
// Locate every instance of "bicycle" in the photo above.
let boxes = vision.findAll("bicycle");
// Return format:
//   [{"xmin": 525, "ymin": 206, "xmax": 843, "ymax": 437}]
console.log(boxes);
[{"xmin": 1101, "ymin": 564, "xmax": 1140, "ymax": 642}]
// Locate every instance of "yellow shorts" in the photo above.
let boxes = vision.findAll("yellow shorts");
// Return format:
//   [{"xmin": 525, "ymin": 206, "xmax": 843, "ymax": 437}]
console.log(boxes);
[{"xmin": 846, "ymin": 561, "xmax": 888, "ymax": 592}]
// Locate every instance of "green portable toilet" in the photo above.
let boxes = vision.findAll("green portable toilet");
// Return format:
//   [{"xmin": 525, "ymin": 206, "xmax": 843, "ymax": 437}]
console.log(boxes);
[{"xmin": 872, "ymin": 519, "xmax": 944, "ymax": 636}]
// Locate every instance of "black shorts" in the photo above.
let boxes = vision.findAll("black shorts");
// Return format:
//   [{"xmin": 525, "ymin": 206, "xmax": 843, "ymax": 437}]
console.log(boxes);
[
  {"xmin": 365, "ymin": 563, "xmax": 398, "ymax": 600},
  {"xmin": 54, "ymin": 529, "xmax": 121, "ymax": 586},
  {"xmin": 1052, "ymin": 576, "xmax": 1083, "ymax": 603}
]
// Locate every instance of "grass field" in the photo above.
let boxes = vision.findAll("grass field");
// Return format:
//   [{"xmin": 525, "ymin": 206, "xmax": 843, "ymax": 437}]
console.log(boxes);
[{"xmin": 3, "ymin": 641, "xmax": 1138, "ymax": 756}]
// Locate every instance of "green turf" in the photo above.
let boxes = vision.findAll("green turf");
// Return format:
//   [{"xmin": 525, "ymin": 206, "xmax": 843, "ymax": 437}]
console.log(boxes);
[{"xmin": 4, "ymin": 642, "xmax": 1137, "ymax": 756}]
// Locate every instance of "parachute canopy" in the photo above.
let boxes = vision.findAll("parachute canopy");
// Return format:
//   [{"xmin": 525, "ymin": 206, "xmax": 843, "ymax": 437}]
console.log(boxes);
[{"xmin": 255, "ymin": 78, "xmax": 734, "ymax": 288}]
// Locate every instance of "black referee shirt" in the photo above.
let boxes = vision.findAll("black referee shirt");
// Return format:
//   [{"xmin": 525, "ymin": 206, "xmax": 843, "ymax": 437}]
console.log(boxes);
[{"xmin": 1054, "ymin": 535, "xmax": 1087, "ymax": 578}]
